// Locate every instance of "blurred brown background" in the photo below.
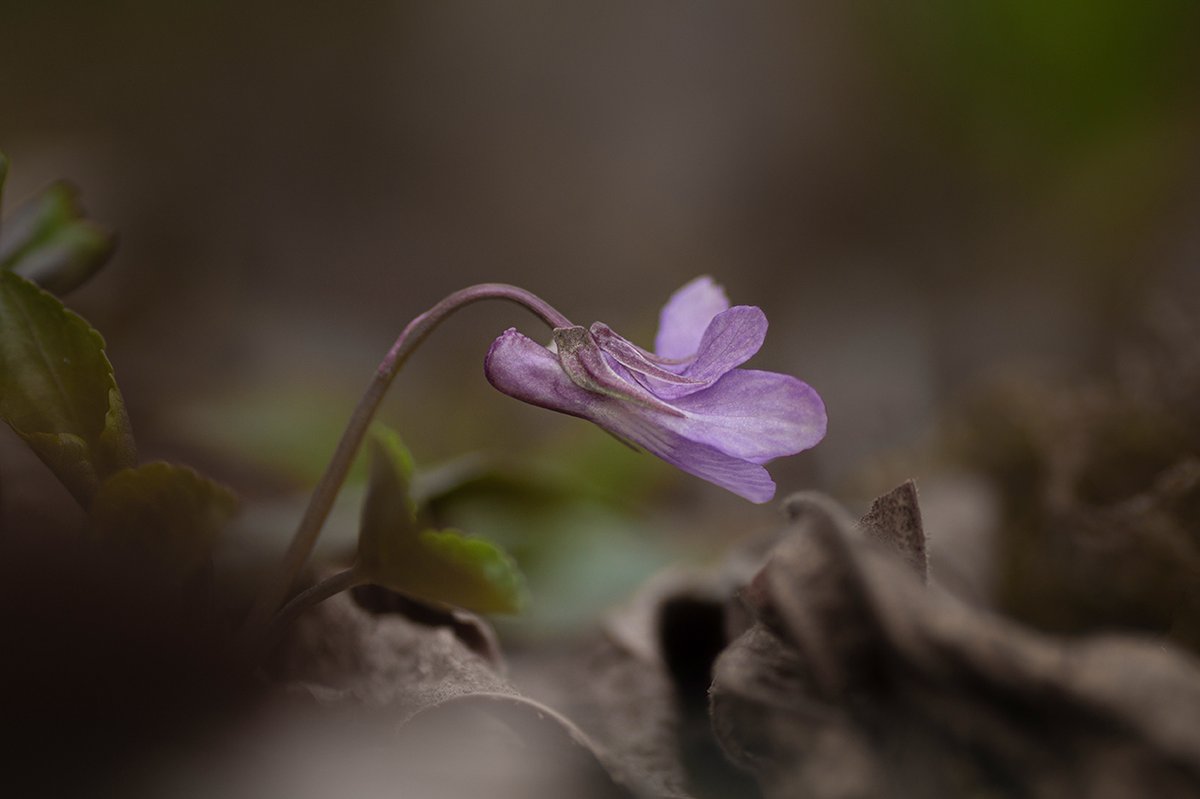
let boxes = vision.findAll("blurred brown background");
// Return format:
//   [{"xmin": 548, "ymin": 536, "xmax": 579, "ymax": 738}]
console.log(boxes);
[{"xmin": 3, "ymin": 1, "xmax": 1200, "ymax": 624}]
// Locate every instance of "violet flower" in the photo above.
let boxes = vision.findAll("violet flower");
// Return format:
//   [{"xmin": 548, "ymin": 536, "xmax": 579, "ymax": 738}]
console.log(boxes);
[{"xmin": 484, "ymin": 276, "xmax": 826, "ymax": 502}]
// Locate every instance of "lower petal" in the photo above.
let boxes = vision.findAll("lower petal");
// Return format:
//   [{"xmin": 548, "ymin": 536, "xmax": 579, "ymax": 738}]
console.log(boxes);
[
  {"xmin": 654, "ymin": 276, "xmax": 730, "ymax": 361},
  {"xmin": 608, "ymin": 410, "xmax": 779, "ymax": 503},
  {"xmin": 659, "ymin": 369, "xmax": 827, "ymax": 462}
]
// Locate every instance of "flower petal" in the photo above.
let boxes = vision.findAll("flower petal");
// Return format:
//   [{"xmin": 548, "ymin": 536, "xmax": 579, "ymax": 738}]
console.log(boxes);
[
  {"xmin": 612, "ymin": 305, "xmax": 769, "ymax": 399},
  {"xmin": 654, "ymin": 276, "xmax": 729, "ymax": 360},
  {"xmin": 659, "ymin": 369, "xmax": 827, "ymax": 462},
  {"xmin": 612, "ymin": 410, "xmax": 780, "ymax": 502},
  {"xmin": 683, "ymin": 305, "xmax": 767, "ymax": 385},
  {"xmin": 485, "ymin": 328, "xmax": 780, "ymax": 502}
]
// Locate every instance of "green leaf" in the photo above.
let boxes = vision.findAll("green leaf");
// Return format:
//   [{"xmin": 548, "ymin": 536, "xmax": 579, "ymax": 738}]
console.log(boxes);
[
  {"xmin": 401, "ymin": 528, "xmax": 528, "ymax": 613},
  {"xmin": 357, "ymin": 427, "xmax": 527, "ymax": 614},
  {"xmin": 0, "ymin": 182, "xmax": 115, "ymax": 295},
  {"xmin": 0, "ymin": 270, "xmax": 136, "ymax": 504},
  {"xmin": 90, "ymin": 462, "xmax": 237, "ymax": 573},
  {"xmin": 363, "ymin": 423, "xmax": 416, "ymax": 526}
]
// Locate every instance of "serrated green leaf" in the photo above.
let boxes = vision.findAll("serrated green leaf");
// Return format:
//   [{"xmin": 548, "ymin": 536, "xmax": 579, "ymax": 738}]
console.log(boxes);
[
  {"xmin": 410, "ymin": 528, "xmax": 528, "ymax": 613},
  {"xmin": 0, "ymin": 270, "xmax": 136, "ymax": 504},
  {"xmin": 90, "ymin": 462, "xmax": 237, "ymax": 574},
  {"xmin": 362, "ymin": 525, "xmax": 528, "ymax": 615},
  {"xmin": 357, "ymin": 427, "xmax": 527, "ymax": 614},
  {"xmin": 0, "ymin": 182, "xmax": 115, "ymax": 294}
]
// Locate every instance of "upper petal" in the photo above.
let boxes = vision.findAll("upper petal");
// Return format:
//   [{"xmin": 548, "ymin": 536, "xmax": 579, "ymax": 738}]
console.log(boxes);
[
  {"xmin": 597, "ymin": 305, "xmax": 767, "ymax": 400},
  {"xmin": 682, "ymin": 305, "xmax": 767, "ymax": 385},
  {"xmin": 658, "ymin": 369, "xmax": 827, "ymax": 462},
  {"xmin": 654, "ymin": 276, "xmax": 729, "ymax": 360},
  {"xmin": 590, "ymin": 322, "xmax": 710, "ymax": 392}
]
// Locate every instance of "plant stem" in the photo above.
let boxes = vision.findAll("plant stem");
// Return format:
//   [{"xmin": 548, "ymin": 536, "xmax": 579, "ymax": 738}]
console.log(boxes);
[
  {"xmin": 266, "ymin": 566, "xmax": 363, "ymax": 640},
  {"xmin": 243, "ymin": 283, "xmax": 571, "ymax": 632}
]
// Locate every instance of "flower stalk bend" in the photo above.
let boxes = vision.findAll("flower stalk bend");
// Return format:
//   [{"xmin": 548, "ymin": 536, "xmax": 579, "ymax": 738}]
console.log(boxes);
[{"xmin": 244, "ymin": 284, "xmax": 571, "ymax": 632}]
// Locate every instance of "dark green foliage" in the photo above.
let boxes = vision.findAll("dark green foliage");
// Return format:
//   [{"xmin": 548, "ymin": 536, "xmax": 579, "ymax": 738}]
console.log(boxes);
[
  {"xmin": 0, "ymin": 269, "xmax": 136, "ymax": 503},
  {"xmin": 90, "ymin": 462, "xmax": 238, "ymax": 577},
  {"xmin": 0, "ymin": 152, "xmax": 235, "ymax": 580}
]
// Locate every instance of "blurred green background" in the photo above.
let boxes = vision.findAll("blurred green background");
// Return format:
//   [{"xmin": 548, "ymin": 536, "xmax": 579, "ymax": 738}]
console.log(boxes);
[{"xmin": 2, "ymin": 1, "xmax": 1199, "ymax": 632}]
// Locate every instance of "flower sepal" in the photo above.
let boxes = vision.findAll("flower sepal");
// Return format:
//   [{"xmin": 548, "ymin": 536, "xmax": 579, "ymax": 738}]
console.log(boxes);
[{"xmin": 552, "ymin": 326, "xmax": 684, "ymax": 417}]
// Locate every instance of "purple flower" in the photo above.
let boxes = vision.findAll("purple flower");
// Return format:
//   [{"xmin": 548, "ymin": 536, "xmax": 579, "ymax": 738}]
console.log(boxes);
[{"xmin": 484, "ymin": 276, "xmax": 826, "ymax": 502}]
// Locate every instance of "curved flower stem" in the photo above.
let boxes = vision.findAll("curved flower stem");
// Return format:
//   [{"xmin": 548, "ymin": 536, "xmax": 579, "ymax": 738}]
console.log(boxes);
[
  {"xmin": 264, "ymin": 566, "xmax": 364, "ymax": 642},
  {"xmin": 243, "ymin": 284, "xmax": 571, "ymax": 633}
]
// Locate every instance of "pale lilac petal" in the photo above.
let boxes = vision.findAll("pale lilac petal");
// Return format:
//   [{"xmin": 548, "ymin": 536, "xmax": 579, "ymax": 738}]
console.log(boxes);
[
  {"xmin": 610, "ymin": 411, "xmax": 779, "ymax": 503},
  {"xmin": 595, "ymin": 306, "xmax": 766, "ymax": 400},
  {"xmin": 683, "ymin": 305, "xmax": 767, "ymax": 384},
  {"xmin": 654, "ymin": 276, "xmax": 729, "ymax": 360},
  {"xmin": 659, "ymin": 369, "xmax": 827, "ymax": 462}
]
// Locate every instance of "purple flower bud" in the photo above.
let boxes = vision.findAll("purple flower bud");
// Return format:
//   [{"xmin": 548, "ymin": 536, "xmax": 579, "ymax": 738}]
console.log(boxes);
[{"xmin": 484, "ymin": 276, "xmax": 826, "ymax": 502}]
